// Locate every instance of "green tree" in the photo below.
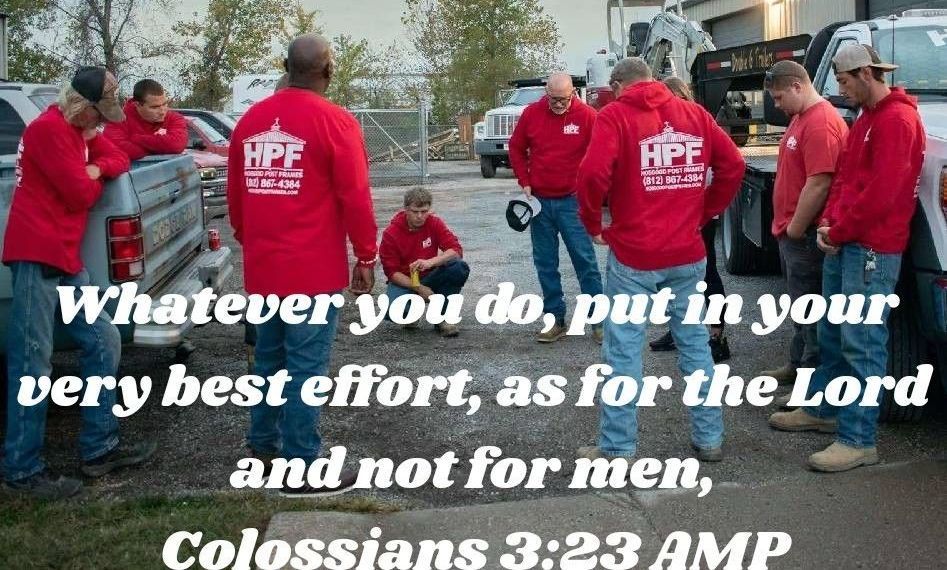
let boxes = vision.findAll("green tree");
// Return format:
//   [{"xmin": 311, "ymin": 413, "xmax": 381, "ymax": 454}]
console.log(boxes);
[
  {"xmin": 174, "ymin": 0, "xmax": 292, "ymax": 109},
  {"xmin": 403, "ymin": 0, "xmax": 563, "ymax": 122},
  {"xmin": 2, "ymin": 1, "xmax": 67, "ymax": 83}
]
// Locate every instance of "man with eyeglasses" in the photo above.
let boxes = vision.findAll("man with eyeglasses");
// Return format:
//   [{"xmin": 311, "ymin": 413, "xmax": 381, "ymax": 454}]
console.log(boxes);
[
  {"xmin": 759, "ymin": 60, "xmax": 848, "ymax": 399},
  {"xmin": 508, "ymin": 73, "xmax": 604, "ymax": 343}
]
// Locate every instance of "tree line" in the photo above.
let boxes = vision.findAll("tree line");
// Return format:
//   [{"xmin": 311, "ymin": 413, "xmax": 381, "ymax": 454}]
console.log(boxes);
[{"xmin": 4, "ymin": 0, "xmax": 562, "ymax": 121}]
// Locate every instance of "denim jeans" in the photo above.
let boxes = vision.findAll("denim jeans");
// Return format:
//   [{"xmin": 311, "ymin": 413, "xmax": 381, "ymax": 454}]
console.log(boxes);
[
  {"xmin": 599, "ymin": 252, "xmax": 724, "ymax": 456},
  {"xmin": 778, "ymin": 230, "xmax": 824, "ymax": 369},
  {"xmin": 804, "ymin": 244, "xmax": 900, "ymax": 448},
  {"xmin": 530, "ymin": 195, "xmax": 603, "ymax": 323},
  {"xmin": 248, "ymin": 299, "xmax": 340, "ymax": 462},
  {"xmin": 386, "ymin": 259, "xmax": 470, "ymax": 300},
  {"xmin": 4, "ymin": 261, "xmax": 122, "ymax": 483}
]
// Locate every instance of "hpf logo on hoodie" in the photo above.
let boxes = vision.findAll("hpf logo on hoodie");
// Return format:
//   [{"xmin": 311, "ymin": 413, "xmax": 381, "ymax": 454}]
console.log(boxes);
[
  {"xmin": 242, "ymin": 119, "xmax": 307, "ymax": 195},
  {"xmin": 639, "ymin": 123, "xmax": 705, "ymax": 192}
]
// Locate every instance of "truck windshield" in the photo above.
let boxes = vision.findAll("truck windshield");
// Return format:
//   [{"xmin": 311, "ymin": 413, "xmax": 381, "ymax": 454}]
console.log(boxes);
[
  {"xmin": 873, "ymin": 25, "xmax": 947, "ymax": 93},
  {"xmin": 504, "ymin": 88, "xmax": 546, "ymax": 106}
]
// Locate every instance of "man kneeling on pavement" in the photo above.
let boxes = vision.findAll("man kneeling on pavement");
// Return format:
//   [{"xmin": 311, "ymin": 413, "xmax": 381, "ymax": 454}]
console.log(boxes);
[{"xmin": 380, "ymin": 187, "xmax": 470, "ymax": 337}]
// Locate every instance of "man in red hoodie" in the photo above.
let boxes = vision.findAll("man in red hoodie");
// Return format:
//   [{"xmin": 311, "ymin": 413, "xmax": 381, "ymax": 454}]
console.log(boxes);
[
  {"xmin": 379, "ymin": 187, "xmax": 468, "ymax": 337},
  {"xmin": 770, "ymin": 45, "xmax": 925, "ymax": 473},
  {"xmin": 509, "ymin": 73, "xmax": 603, "ymax": 343},
  {"xmin": 575, "ymin": 58, "xmax": 745, "ymax": 462},
  {"xmin": 228, "ymin": 34, "xmax": 377, "ymax": 497},
  {"xmin": 104, "ymin": 79, "xmax": 187, "ymax": 160},
  {"xmin": 3, "ymin": 67, "xmax": 155, "ymax": 500}
]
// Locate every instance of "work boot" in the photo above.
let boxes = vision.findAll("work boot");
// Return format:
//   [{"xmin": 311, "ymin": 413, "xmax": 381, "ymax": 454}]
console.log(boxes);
[
  {"xmin": 761, "ymin": 364, "xmax": 797, "ymax": 384},
  {"xmin": 592, "ymin": 326, "xmax": 604, "ymax": 345},
  {"xmin": 649, "ymin": 330, "xmax": 676, "ymax": 351},
  {"xmin": 537, "ymin": 323, "xmax": 567, "ymax": 343},
  {"xmin": 576, "ymin": 446, "xmax": 604, "ymax": 460},
  {"xmin": 4, "ymin": 471, "xmax": 82, "ymax": 500},
  {"xmin": 691, "ymin": 443, "xmax": 723, "ymax": 462},
  {"xmin": 82, "ymin": 440, "xmax": 157, "ymax": 478},
  {"xmin": 808, "ymin": 442, "xmax": 879, "ymax": 473},
  {"xmin": 436, "ymin": 323, "xmax": 460, "ymax": 337},
  {"xmin": 709, "ymin": 335, "xmax": 731, "ymax": 363},
  {"xmin": 248, "ymin": 448, "xmax": 278, "ymax": 482},
  {"xmin": 775, "ymin": 393, "xmax": 795, "ymax": 409},
  {"xmin": 768, "ymin": 409, "xmax": 837, "ymax": 433}
]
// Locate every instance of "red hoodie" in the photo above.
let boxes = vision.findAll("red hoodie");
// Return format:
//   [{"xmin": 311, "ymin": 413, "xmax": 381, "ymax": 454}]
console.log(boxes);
[
  {"xmin": 508, "ymin": 96, "xmax": 597, "ymax": 198},
  {"xmin": 3, "ymin": 105, "xmax": 130, "ymax": 274},
  {"xmin": 227, "ymin": 87, "xmax": 378, "ymax": 296},
  {"xmin": 380, "ymin": 211, "xmax": 463, "ymax": 280},
  {"xmin": 104, "ymin": 100, "xmax": 187, "ymax": 160},
  {"xmin": 824, "ymin": 88, "xmax": 925, "ymax": 253},
  {"xmin": 576, "ymin": 81, "xmax": 745, "ymax": 270}
]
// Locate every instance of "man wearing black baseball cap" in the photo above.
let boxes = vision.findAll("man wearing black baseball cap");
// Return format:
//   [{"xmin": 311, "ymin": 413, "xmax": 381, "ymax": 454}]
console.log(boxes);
[
  {"xmin": 3, "ymin": 67, "xmax": 156, "ymax": 500},
  {"xmin": 770, "ymin": 44, "xmax": 925, "ymax": 473}
]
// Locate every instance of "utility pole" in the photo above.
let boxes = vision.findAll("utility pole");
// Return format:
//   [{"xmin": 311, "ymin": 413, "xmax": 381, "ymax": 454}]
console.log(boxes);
[{"xmin": 1, "ymin": 13, "xmax": 8, "ymax": 81}]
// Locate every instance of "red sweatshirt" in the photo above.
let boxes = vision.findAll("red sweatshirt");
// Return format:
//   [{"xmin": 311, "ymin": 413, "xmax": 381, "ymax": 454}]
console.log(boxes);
[
  {"xmin": 379, "ymin": 211, "xmax": 463, "ymax": 280},
  {"xmin": 103, "ymin": 101, "xmax": 187, "ymax": 160},
  {"xmin": 227, "ymin": 87, "xmax": 378, "ymax": 296},
  {"xmin": 576, "ymin": 81, "xmax": 745, "ymax": 270},
  {"xmin": 508, "ymin": 96, "xmax": 597, "ymax": 198},
  {"xmin": 824, "ymin": 88, "xmax": 925, "ymax": 253},
  {"xmin": 3, "ymin": 105, "xmax": 130, "ymax": 274}
]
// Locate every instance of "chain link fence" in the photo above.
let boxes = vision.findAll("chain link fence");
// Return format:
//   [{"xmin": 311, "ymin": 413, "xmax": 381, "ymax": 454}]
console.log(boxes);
[{"xmin": 353, "ymin": 107, "xmax": 429, "ymax": 187}]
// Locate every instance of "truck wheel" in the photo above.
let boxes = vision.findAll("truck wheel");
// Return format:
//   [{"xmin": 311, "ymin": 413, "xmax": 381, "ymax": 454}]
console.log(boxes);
[
  {"xmin": 880, "ymin": 296, "xmax": 926, "ymax": 422},
  {"xmin": 721, "ymin": 197, "xmax": 759, "ymax": 275},
  {"xmin": 480, "ymin": 156, "xmax": 497, "ymax": 179}
]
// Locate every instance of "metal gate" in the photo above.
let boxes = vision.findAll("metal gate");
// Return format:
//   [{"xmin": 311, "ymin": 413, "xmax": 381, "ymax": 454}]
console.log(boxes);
[{"xmin": 352, "ymin": 105, "xmax": 429, "ymax": 187}]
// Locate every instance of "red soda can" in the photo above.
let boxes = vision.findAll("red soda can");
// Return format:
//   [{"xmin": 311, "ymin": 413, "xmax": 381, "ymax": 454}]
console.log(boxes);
[{"xmin": 208, "ymin": 228, "xmax": 221, "ymax": 251}]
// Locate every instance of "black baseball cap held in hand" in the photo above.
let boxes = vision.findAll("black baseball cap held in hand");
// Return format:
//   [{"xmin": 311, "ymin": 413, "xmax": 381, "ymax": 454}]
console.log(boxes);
[
  {"xmin": 506, "ymin": 196, "xmax": 543, "ymax": 232},
  {"xmin": 71, "ymin": 66, "xmax": 126, "ymax": 123}
]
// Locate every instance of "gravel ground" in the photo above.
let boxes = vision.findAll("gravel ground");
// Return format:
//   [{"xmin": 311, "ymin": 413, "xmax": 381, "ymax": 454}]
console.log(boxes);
[{"xmin": 8, "ymin": 160, "xmax": 947, "ymax": 507}]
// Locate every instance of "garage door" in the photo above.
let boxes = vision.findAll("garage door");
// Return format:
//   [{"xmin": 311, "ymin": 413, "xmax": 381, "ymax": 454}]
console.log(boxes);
[
  {"xmin": 868, "ymin": 0, "xmax": 944, "ymax": 18},
  {"xmin": 708, "ymin": 6, "xmax": 765, "ymax": 49}
]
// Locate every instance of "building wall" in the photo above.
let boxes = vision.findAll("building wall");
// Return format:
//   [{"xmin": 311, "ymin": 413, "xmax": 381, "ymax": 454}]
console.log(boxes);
[
  {"xmin": 683, "ymin": 0, "xmax": 763, "ymax": 22},
  {"xmin": 764, "ymin": 0, "xmax": 857, "ymax": 40}
]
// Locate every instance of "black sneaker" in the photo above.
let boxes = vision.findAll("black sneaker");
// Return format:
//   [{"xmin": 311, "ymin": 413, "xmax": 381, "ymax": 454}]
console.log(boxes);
[
  {"xmin": 279, "ymin": 468, "xmax": 358, "ymax": 498},
  {"xmin": 81, "ymin": 440, "xmax": 157, "ymax": 478},
  {"xmin": 649, "ymin": 331, "xmax": 676, "ymax": 352},
  {"xmin": 249, "ymin": 448, "xmax": 278, "ymax": 482},
  {"xmin": 4, "ymin": 471, "xmax": 82, "ymax": 500},
  {"xmin": 709, "ymin": 335, "xmax": 731, "ymax": 363}
]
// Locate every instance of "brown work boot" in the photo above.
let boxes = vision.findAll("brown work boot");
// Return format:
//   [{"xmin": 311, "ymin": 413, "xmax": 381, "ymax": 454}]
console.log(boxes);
[
  {"xmin": 576, "ymin": 446, "xmax": 604, "ymax": 460},
  {"xmin": 808, "ymin": 442, "xmax": 879, "ymax": 473},
  {"xmin": 761, "ymin": 364, "xmax": 797, "ymax": 385},
  {"xmin": 769, "ymin": 408, "xmax": 837, "ymax": 433},
  {"xmin": 774, "ymin": 393, "xmax": 794, "ymax": 409},
  {"xmin": 537, "ymin": 323, "xmax": 567, "ymax": 343},
  {"xmin": 436, "ymin": 323, "xmax": 460, "ymax": 337}
]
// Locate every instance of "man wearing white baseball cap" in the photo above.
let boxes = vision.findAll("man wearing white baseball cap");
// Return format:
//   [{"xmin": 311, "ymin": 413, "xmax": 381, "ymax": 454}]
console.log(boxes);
[{"xmin": 769, "ymin": 44, "xmax": 925, "ymax": 473}]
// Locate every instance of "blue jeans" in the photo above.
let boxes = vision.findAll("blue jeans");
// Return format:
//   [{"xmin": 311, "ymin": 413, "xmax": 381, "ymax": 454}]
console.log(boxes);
[
  {"xmin": 386, "ymin": 259, "xmax": 470, "ymax": 300},
  {"xmin": 248, "ymin": 299, "xmax": 340, "ymax": 462},
  {"xmin": 804, "ymin": 245, "xmax": 900, "ymax": 448},
  {"xmin": 599, "ymin": 253, "xmax": 724, "ymax": 456},
  {"xmin": 530, "ymin": 195, "xmax": 603, "ymax": 323},
  {"xmin": 4, "ymin": 262, "xmax": 122, "ymax": 483}
]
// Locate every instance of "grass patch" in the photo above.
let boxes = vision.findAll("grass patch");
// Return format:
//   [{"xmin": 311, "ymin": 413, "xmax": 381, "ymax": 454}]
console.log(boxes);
[{"xmin": 0, "ymin": 492, "xmax": 399, "ymax": 569}]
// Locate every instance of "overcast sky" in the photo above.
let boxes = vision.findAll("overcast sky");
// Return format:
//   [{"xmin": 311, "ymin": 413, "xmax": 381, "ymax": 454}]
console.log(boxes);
[{"xmin": 176, "ymin": 0, "xmax": 665, "ymax": 74}]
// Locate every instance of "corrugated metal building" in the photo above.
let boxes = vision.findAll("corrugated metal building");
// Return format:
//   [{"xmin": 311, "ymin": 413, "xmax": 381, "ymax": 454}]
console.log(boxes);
[{"xmin": 681, "ymin": 0, "xmax": 946, "ymax": 47}]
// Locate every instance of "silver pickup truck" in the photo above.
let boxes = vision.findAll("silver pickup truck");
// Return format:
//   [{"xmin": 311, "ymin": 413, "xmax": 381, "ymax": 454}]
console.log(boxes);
[{"xmin": 0, "ymin": 82, "xmax": 234, "ymax": 354}]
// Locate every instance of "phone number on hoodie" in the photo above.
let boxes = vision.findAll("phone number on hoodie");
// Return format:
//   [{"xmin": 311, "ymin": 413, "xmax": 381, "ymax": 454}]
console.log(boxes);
[{"xmin": 163, "ymin": 528, "xmax": 654, "ymax": 570}]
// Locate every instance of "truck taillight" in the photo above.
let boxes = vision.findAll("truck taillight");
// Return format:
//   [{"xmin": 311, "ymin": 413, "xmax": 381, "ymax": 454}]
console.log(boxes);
[
  {"xmin": 108, "ymin": 215, "xmax": 144, "ymax": 282},
  {"xmin": 941, "ymin": 167, "xmax": 947, "ymax": 220}
]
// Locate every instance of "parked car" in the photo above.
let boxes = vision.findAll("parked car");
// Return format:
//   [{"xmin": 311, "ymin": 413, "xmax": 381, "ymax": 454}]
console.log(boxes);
[
  {"xmin": 177, "ymin": 108, "xmax": 237, "ymax": 140},
  {"xmin": 0, "ymin": 82, "xmax": 234, "ymax": 356},
  {"xmin": 186, "ymin": 116, "xmax": 229, "ymax": 157}
]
